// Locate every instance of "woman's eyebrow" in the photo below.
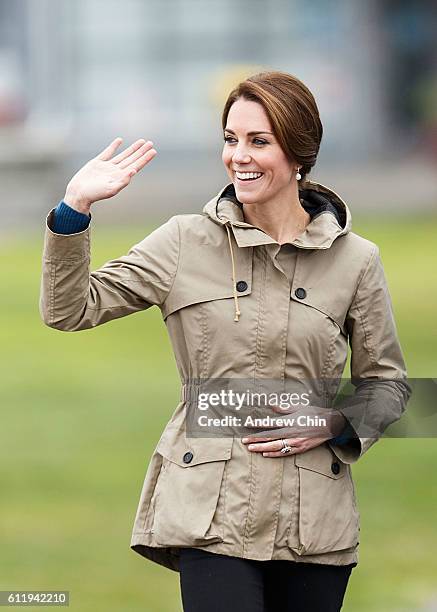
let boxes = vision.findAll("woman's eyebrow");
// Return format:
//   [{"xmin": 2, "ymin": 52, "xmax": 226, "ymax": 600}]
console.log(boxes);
[{"xmin": 224, "ymin": 129, "xmax": 274, "ymax": 136}]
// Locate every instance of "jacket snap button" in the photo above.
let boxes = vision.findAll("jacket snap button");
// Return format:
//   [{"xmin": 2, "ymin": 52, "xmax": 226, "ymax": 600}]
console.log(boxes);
[
  {"xmin": 331, "ymin": 461, "xmax": 340, "ymax": 475},
  {"xmin": 294, "ymin": 287, "xmax": 307, "ymax": 299},
  {"xmin": 236, "ymin": 280, "xmax": 248, "ymax": 292},
  {"xmin": 183, "ymin": 452, "xmax": 193, "ymax": 464}
]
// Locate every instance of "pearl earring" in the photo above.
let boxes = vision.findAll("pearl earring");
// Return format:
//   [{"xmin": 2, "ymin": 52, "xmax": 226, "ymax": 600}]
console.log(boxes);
[{"xmin": 296, "ymin": 167, "xmax": 302, "ymax": 181}]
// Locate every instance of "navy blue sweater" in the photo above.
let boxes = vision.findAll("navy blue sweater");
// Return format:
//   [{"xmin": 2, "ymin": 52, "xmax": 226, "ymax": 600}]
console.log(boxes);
[{"xmin": 52, "ymin": 200, "xmax": 91, "ymax": 234}]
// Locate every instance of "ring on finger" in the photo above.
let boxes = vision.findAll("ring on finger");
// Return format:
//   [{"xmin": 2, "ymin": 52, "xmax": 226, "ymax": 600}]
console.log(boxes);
[{"xmin": 280, "ymin": 438, "xmax": 294, "ymax": 454}]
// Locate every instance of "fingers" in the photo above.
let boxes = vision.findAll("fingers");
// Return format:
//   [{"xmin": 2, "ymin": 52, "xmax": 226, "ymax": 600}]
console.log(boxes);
[
  {"xmin": 242, "ymin": 436, "xmax": 278, "ymax": 444},
  {"xmin": 245, "ymin": 437, "xmax": 301, "ymax": 458},
  {"xmin": 112, "ymin": 138, "xmax": 148, "ymax": 165},
  {"xmin": 271, "ymin": 404, "xmax": 300, "ymax": 414},
  {"xmin": 125, "ymin": 146, "xmax": 157, "ymax": 175},
  {"xmin": 118, "ymin": 140, "xmax": 155, "ymax": 169},
  {"xmin": 246, "ymin": 436, "xmax": 330, "ymax": 458},
  {"xmin": 263, "ymin": 437, "xmax": 328, "ymax": 458},
  {"xmin": 242, "ymin": 435, "xmax": 305, "ymax": 454},
  {"xmin": 245, "ymin": 439, "xmax": 287, "ymax": 453},
  {"xmin": 242, "ymin": 426, "xmax": 296, "ymax": 443},
  {"xmin": 97, "ymin": 137, "xmax": 123, "ymax": 161}
]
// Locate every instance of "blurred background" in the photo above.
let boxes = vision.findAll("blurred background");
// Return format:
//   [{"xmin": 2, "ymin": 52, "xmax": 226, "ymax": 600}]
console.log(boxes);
[
  {"xmin": 1, "ymin": 0, "xmax": 436, "ymax": 610},
  {"xmin": 1, "ymin": 0, "xmax": 437, "ymax": 227}
]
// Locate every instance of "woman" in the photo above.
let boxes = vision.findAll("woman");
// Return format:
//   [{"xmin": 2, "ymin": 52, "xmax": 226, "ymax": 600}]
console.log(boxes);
[{"xmin": 40, "ymin": 71, "xmax": 410, "ymax": 611}]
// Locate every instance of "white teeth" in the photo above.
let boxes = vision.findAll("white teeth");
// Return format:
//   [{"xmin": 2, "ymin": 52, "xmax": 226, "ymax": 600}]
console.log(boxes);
[{"xmin": 236, "ymin": 171, "xmax": 263, "ymax": 180}]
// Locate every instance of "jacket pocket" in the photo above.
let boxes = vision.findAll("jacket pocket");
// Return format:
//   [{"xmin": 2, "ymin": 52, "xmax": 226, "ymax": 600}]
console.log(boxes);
[
  {"xmin": 289, "ymin": 291, "xmax": 349, "ymax": 380},
  {"xmin": 290, "ymin": 288, "xmax": 347, "ymax": 337},
  {"xmin": 288, "ymin": 444, "xmax": 359, "ymax": 555},
  {"xmin": 151, "ymin": 430, "xmax": 233, "ymax": 547}
]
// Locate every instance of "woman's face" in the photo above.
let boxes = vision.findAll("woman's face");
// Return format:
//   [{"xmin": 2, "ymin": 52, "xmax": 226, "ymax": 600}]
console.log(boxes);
[{"xmin": 222, "ymin": 97, "xmax": 297, "ymax": 206}]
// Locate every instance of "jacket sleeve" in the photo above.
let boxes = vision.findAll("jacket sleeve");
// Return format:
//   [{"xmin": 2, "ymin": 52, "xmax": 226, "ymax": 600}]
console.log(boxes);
[
  {"xmin": 39, "ymin": 208, "xmax": 180, "ymax": 331},
  {"xmin": 328, "ymin": 245, "xmax": 412, "ymax": 464}
]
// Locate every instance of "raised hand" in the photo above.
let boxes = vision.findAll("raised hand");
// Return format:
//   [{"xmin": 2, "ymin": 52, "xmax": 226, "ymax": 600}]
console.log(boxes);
[{"xmin": 63, "ymin": 138, "xmax": 157, "ymax": 214}]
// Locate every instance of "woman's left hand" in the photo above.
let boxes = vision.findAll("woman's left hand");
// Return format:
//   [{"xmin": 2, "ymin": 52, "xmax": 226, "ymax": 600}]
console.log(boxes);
[{"xmin": 241, "ymin": 404, "xmax": 346, "ymax": 457}]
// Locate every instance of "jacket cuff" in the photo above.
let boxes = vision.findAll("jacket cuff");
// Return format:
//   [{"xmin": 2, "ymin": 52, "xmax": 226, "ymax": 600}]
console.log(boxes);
[
  {"xmin": 44, "ymin": 208, "xmax": 92, "ymax": 261},
  {"xmin": 328, "ymin": 416, "xmax": 363, "ymax": 464},
  {"xmin": 330, "ymin": 421, "xmax": 356, "ymax": 446},
  {"xmin": 328, "ymin": 437, "xmax": 362, "ymax": 464}
]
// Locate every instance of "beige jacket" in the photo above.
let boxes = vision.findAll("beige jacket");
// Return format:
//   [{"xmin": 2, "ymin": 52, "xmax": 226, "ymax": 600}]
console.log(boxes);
[{"xmin": 39, "ymin": 181, "xmax": 410, "ymax": 572}]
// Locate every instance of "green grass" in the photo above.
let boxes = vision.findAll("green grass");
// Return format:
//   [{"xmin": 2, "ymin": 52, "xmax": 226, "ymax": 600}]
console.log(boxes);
[{"xmin": 1, "ymin": 215, "xmax": 436, "ymax": 611}]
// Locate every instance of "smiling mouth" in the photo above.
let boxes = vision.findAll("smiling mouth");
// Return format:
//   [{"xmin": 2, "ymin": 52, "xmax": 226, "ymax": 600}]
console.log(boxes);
[{"xmin": 235, "ymin": 172, "xmax": 264, "ymax": 183}]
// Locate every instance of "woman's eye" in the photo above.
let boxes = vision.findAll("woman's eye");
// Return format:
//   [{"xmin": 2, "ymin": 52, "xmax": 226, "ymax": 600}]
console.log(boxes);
[{"xmin": 223, "ymin": 136, "xmax": 267, "ymax": 146}]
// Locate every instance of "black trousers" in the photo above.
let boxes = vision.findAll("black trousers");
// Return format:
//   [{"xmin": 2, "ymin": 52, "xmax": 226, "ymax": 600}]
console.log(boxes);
[{"xmin": 179, "ymin": 548, "xmax": 356, "ymax": 612}]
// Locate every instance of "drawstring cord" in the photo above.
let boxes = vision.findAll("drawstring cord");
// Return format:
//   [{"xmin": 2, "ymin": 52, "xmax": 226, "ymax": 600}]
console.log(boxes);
[{"xmin": 225, "ymin": 224, "xmax": 241, "ymax": 322}]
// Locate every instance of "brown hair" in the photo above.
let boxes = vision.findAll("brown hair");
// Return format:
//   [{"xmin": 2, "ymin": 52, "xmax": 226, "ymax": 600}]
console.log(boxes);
[{"xmin": 222, "ymin": 71, "xmax": 323, "ymax": 185}]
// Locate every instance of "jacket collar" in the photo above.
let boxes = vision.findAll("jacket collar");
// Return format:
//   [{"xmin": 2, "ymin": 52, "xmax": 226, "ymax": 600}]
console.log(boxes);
[{"xmin": 202, "ymin": 180, "xmax": 352, "ymax": 250}]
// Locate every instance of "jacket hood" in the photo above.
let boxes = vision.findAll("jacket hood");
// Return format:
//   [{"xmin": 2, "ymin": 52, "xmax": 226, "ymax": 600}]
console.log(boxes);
[
  {"xmin": 202, "ymin": 180, "xmax": 352, "ymax": 250},
  {"xmin": 202, "ymin": 180, "xmax": 353, "ymax": 322}
]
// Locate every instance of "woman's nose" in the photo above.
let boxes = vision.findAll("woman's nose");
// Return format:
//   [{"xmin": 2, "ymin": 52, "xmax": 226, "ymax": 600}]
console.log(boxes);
[{"xmin": 232, "ymin": 146, "xmax": 251, "ymax": 164}]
